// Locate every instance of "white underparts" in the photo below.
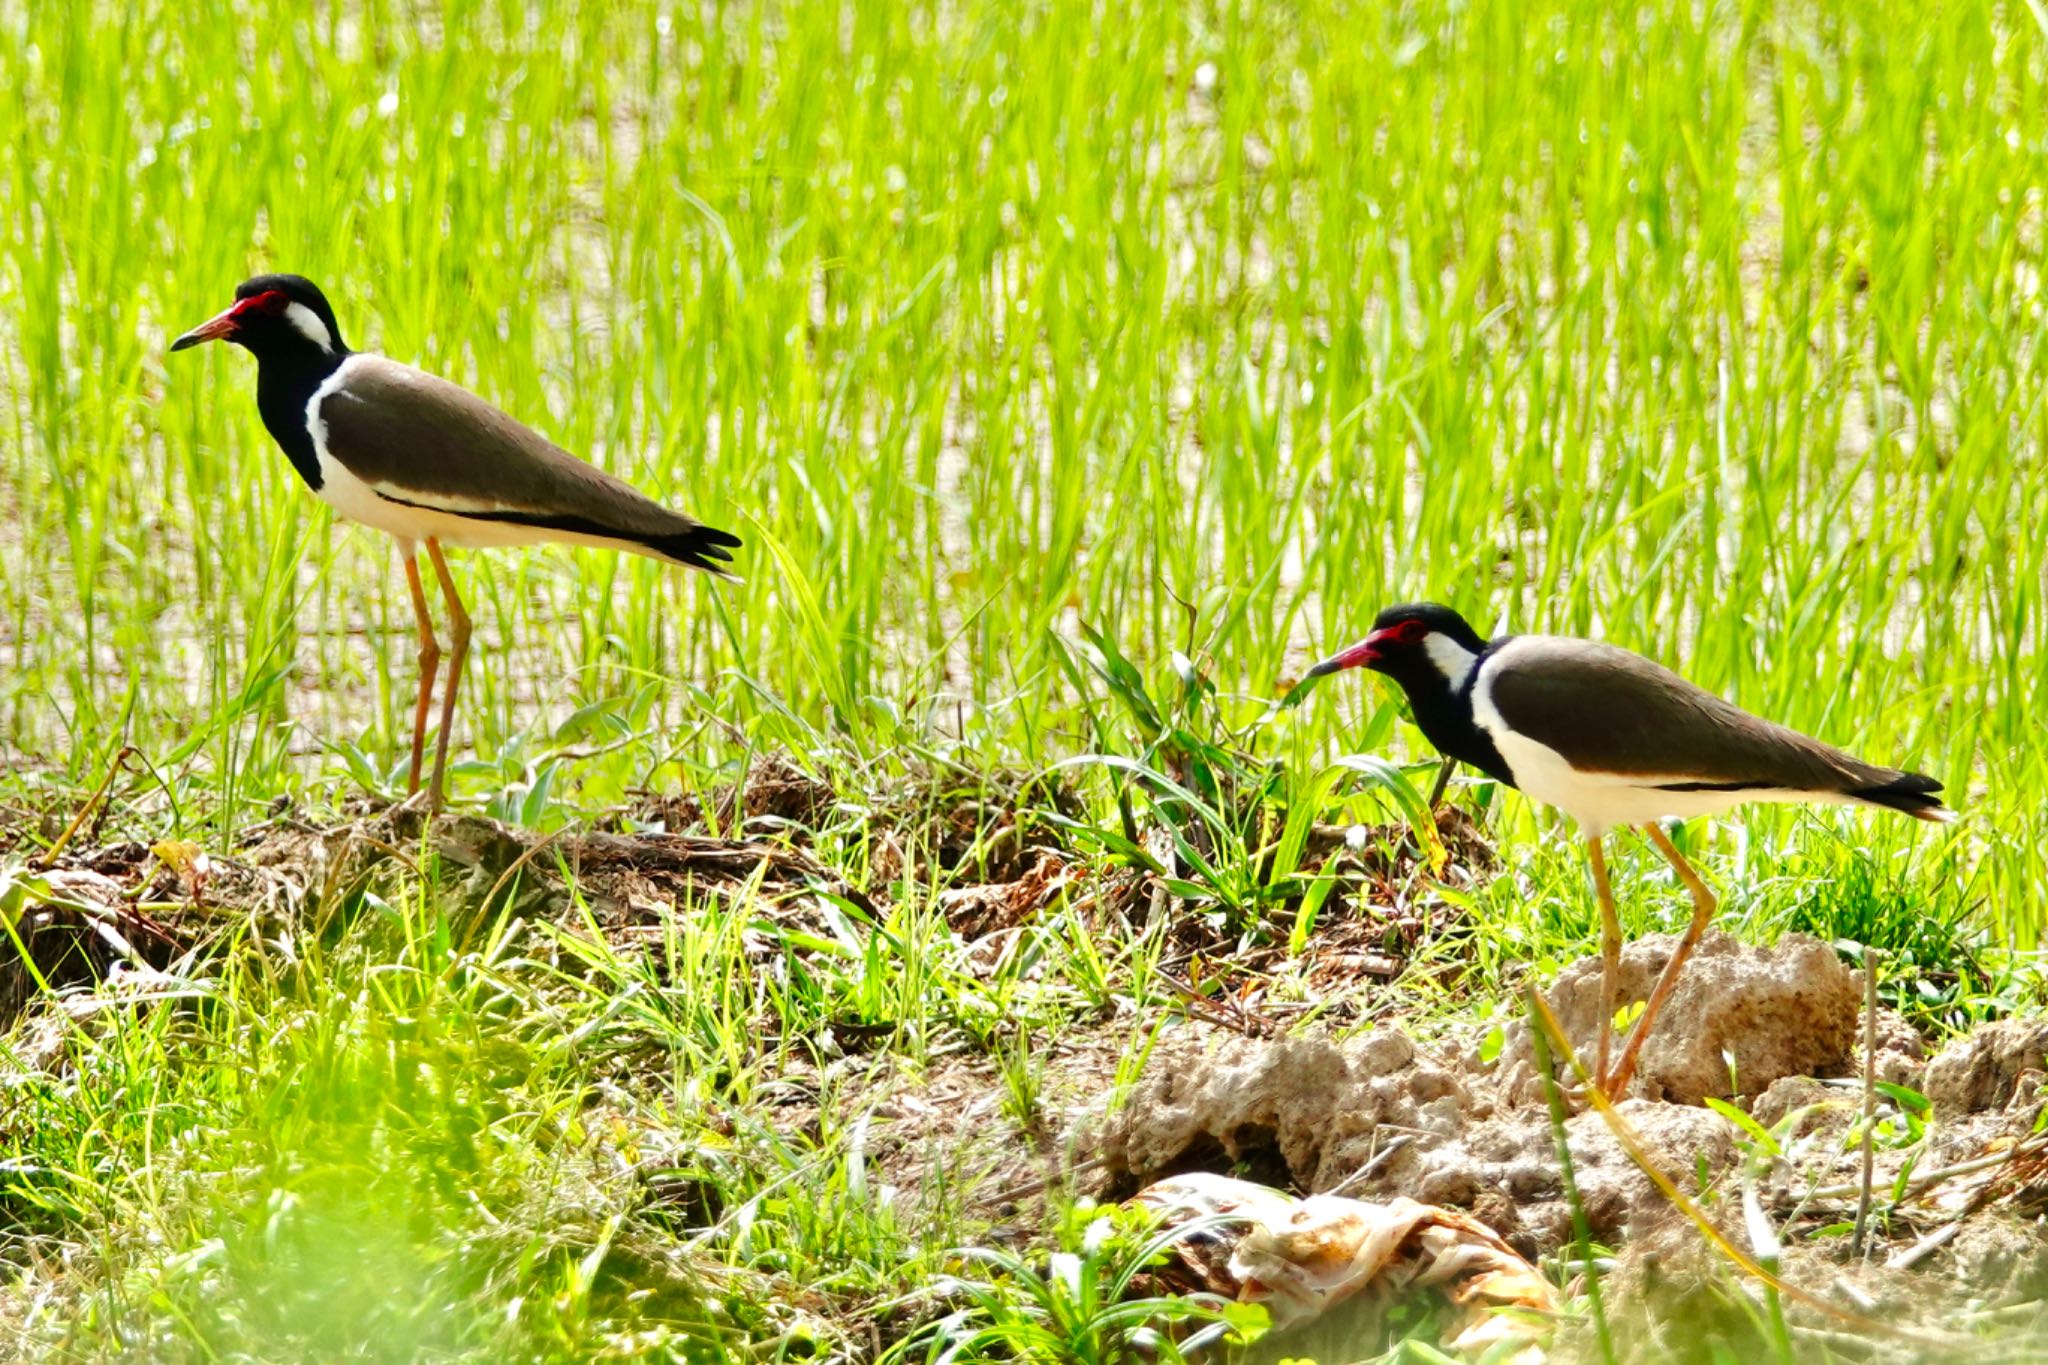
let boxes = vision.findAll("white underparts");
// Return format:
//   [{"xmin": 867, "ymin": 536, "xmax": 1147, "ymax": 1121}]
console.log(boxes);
[{"xmin": 370, "ymin": 484, "xmax": 519, "ymax": 516}]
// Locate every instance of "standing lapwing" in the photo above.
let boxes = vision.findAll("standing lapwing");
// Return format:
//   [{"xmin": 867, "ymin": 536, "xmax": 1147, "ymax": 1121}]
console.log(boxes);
[
  {"xmin": 171, "ymin": 274, "xmax": 740, "ymax": 810},
  {"xmin": 1307, "ymin": 603, "xmax": 1951, "ymax": 1095}
]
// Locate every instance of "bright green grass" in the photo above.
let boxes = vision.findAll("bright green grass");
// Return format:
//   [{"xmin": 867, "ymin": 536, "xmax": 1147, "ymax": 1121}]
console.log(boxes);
[
  {"xmin": 2, "ymin": 0, "xmax": 2046, "ymax": 1357},
  {"xmin": 2, "ymin": 0, "xmax": 2035, "ymax": 925}
]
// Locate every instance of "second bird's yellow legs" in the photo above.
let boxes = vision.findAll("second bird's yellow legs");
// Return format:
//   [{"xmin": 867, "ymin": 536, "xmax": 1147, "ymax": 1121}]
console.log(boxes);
[
  {"xmin": 1590, "ymin": 824, "xmax": 1719, "ymax": 1096},
  {"xmin": 398, "ymin": 537, "xmax": 472, "ymax": 811},
  {"xmin": 1587, "ymin": 836, "xmax": 1620, "ymax": 1087}
]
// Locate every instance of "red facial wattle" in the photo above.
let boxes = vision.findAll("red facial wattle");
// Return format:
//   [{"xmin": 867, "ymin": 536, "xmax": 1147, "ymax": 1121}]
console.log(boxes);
[
  {"xmin": 1306, "ymin": 619, "xmax": 1429, "ymax": 678},
  {"xmin": 169, "ymin": 289, "xmax": 289, "ymax": 351}
]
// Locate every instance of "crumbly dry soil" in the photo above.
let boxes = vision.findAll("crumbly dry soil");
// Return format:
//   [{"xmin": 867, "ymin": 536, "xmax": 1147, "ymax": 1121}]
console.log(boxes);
[{"xmin": 7, "ymin": 785, "xmax": 2048, "ymax": 1358}]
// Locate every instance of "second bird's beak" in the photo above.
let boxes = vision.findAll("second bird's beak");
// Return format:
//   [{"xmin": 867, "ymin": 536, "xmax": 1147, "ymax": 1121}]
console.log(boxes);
[
  {"xmin": 170, "ymin": 305, "xmax": 240, "ymax": 352},
  {"xmin": 1305, "ymin": 633, "xmax": 1385, "ymax": 678}
]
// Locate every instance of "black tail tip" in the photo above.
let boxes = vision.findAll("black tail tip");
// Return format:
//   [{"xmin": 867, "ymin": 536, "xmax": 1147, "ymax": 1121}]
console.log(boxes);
[
  {"xmin": 1854, "ymin": 771, "xmax": 1955, "ymax": 823},
  {"xmin": 646, "ymin": 523, "xmax": 742, "ymax": 575}
]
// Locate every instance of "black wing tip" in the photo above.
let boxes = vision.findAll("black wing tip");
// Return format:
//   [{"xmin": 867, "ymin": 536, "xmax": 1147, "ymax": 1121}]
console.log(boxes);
[
  {"xmin": 1853, "ymin": 771, "xmax": 1955, "ymax": 822},
  {"xmin": 644, "ymin": 523, "xmax": 743, "ymax": 575}
]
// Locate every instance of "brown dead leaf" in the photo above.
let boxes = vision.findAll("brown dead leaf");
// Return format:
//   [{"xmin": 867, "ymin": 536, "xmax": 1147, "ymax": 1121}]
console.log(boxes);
[{"xmin": 1130, "ymin": 1171, "xmax": 1553, "ymax": 1357}]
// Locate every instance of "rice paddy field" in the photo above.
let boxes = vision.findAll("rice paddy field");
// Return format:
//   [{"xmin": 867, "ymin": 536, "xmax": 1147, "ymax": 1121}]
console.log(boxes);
[{"xmin": 3, "ymin": 0, "xmax": 2048, "ymax": 1359}]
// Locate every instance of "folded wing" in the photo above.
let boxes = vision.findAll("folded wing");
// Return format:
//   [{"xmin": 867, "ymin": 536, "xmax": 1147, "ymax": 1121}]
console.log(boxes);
[
  {"xmin": 317, "ymin": 356, "xmax": 741, "ymax": 573},
  {"xmin": 1484, "ymin": 636, "xmax": 1943, "ymax": 814}
]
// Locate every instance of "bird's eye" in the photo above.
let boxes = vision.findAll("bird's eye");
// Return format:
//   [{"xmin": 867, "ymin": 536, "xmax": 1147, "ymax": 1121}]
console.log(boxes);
[
  {"xmin": 257, "ymin": 290, "xmax": 289, "ymax": 315},
  {"xmin": 1397, "ymin": 620, "xmax": 1428, "ymax": 644}
]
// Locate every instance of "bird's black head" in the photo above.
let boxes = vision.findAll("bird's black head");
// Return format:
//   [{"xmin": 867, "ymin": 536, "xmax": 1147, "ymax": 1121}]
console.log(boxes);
[
  {"xmin": 170, "ymin": 274, "xmax": 348, "ymax": 361},
  {"xmin": 1304, "ymin": 602, "xmax": 1512, "ymax": 785},
  {"xmin": 1307, "ymin": 602, "xmax": 1491, "ymax": 692}
]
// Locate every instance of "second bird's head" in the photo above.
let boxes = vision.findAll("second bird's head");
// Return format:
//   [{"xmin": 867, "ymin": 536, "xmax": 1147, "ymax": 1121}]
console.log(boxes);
[
  {"xmin": 1308, "ymin": 602, "xmax": 1489, "ymax": 692},
  {"xmin": 171, "ymin": 275, "xmax": 347, "ymax": 361}
]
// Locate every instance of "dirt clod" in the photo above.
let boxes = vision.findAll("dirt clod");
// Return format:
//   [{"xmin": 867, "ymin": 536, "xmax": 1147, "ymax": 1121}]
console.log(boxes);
[
  {"xmin": 1099, "ymin": 1012, "xmax": 1761, "ymax": 1252},
  {"xmin": 1100, "ymin": 933, "xmax": 1905, "ymax": 1255},
  {"xmin": 1943, "ymin": 1217, "xmax": 2048, "ymax": 1301},
  {"xmin": 1497, "ymin": 929, "xmax": 1859, "ymax": 1105},
  {"xmin": 1924, "ymin": 1018, "xmax": 2048, "ymax": 1118},
  {"xmin": 1099, "ymin": 1028, "xmax": 1472, "ymax": 1194},
  {"xmin": 1749, "ymin": 1074, "xmax": 1853, "ymax": 1141}
]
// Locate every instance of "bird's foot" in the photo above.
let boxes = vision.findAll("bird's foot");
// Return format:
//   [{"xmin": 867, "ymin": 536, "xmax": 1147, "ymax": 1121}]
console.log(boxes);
[
  {"xmin": 1546, "ymin": 1068, "xmax": 1633, "ymax": 1114},
  {"xmin": 1550, "ymin": 1081, "xmax": 1589, "ymax": 1111},
  {"xmin": 390, "ymin": 785, "xmax": 446, "ymax": 825},
  {"xmin": 1598, "ymin": 1060, "xmax": 1638, "ymax": 1101}
]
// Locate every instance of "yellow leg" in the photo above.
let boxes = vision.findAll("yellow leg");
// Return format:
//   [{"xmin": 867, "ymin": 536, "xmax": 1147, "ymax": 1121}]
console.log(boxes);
[
  {"xmin": 1587, "ymin": 835, "xmax": 1621, "ymax": 1090},
  {"xmin": 1605, "ymin": 823, "xmax": 1717, "ymax": 1096},
  {"xmin": 401, "ymin": 550, "xmax": 440, "ymax": 797},
  {"xmin": 423, "ymin": 539, "xmax": 472, "ymax": 811}
]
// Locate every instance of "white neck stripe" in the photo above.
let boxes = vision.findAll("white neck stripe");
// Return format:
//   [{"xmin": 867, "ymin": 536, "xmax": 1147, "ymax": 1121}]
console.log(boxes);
[
  {"xmin": 1424, "ymin": 633, "xmax": 1479, "ymax": 692},
  {"xmin": 285, "ymin": 301, "xmax": 335, "ymax": 353}
]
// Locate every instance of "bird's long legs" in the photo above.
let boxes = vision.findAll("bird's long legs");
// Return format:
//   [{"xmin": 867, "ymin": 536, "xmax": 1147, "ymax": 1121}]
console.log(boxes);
[
  {"xmin": 1604, "ymin": 822, "xmax": 1717, "ymax": 1096},
  {"xmin": 1428, "ymin": 756, "xmax": 1457, "ymax": 810},
  {"xmin": 1586, "ymin": 835, "xmax": 1621, "ymax": 1089},
  {"xmin": 423, "ymin": 538, "xmax": 472, "ymax": 811},
  {"xmin": 400, "ymin": 549, "xmax": 441, "ymax": 797}
]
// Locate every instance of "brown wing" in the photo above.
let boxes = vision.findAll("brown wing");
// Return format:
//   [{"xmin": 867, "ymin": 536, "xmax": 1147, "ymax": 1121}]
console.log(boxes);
[
  {"xmin": 318, "ymin": 356, "xmax": 739, "ymax": 569},
  {"xmin": 1484, "ymin": 636, "xmax": 1907, "ymax": 794}
]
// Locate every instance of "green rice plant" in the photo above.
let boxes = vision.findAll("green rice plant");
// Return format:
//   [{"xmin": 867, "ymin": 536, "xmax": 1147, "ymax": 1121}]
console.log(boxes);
[
  {"xmin": 881, "ymin": 1199, "xmax": 1263, "ymax": 1365},
  {"xmin": 4, "ymin": 0, "xmax": 2033, "ymax": 939}
]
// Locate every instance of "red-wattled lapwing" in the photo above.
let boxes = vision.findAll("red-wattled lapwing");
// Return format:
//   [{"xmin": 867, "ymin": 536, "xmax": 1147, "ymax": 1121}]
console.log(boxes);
[
  {"xmin": 1307, "ymin": 603, "xmax": 1951, "ymax": 1095},
  {"xmin": 171, "ymin": 274, "xmax": 740, "ymax": 810}
]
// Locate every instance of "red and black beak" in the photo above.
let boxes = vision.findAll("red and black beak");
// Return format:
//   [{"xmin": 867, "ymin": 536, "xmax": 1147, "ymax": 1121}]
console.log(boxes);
[
  {"xmin": 1305, "ymin": 628, "xmax": 1393, "ymax": 678},
  {"xmin": 170, "ymin": 302, "xmax": 244, "ymax": 352}
]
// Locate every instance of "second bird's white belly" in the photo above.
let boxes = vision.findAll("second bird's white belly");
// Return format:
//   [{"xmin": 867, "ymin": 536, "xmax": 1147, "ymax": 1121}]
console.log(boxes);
[{"xmin": 1483, "ymin": 727, "xmax": 1763, "ymax": 836}]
